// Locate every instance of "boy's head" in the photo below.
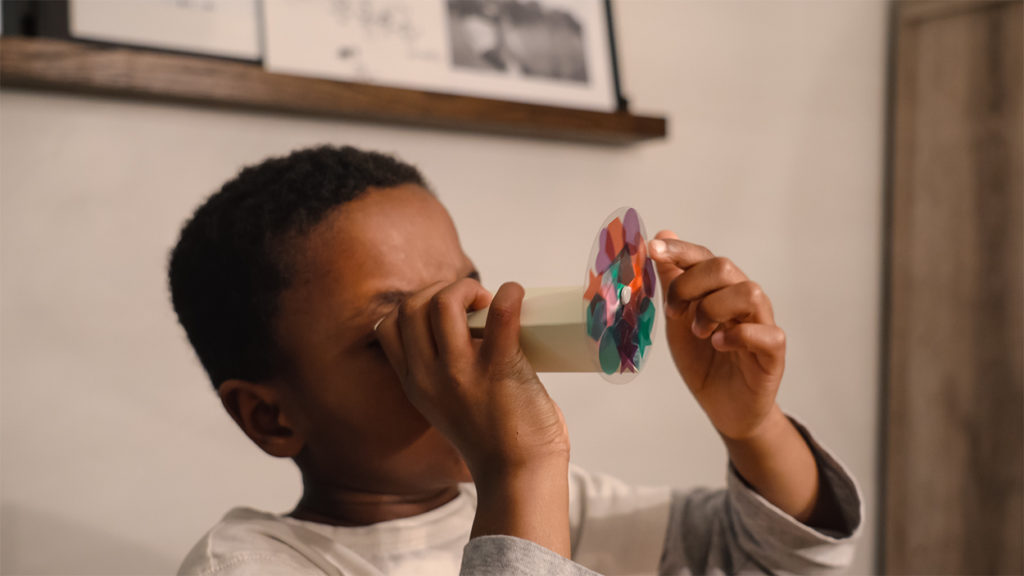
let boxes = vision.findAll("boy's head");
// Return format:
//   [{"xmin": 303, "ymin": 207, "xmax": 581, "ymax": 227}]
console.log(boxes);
[{"xmin": 169, "ymin": 145, "xmax": 478, "ymax": 497}]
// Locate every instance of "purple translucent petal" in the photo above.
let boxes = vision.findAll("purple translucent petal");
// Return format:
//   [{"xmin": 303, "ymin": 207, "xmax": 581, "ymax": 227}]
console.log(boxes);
[
  {"xmin": 643, "ymin": 258, "xmax": 656, "ymax": 298},
  {"xmin": 623, "ymin": 208, "xmax": 640, "ymax": 252},
  {"xmin": 595, "ymin": 228, "xmax": 612, "ymax": 273}
]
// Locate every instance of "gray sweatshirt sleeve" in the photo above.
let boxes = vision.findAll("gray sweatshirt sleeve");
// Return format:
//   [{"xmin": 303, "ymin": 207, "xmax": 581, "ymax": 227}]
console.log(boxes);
[
  {"xmin": 461, "ymin": 536, "xmax": 601, "ymax": 576},
  {"xmin": 459, "ymin": 419, "xmax": 861, "ymax": 576},
  {"xmin": 658, "ymin": 420, "xmax": 863, "ymax": 575},
  {"xmin": 564, "ymin": 418, "xmax": 861, "ymax": 575}
]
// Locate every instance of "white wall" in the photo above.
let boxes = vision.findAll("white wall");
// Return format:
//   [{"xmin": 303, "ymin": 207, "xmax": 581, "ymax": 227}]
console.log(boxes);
[{"xmin": 0, "ymin": 1, "xmax": 887, "ymax": 574}]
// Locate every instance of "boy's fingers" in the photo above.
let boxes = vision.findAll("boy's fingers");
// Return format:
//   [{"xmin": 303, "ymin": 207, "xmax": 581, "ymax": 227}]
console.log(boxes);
[
  {"xmin": 711, "ymin": 323, "xmax": 786, "ymax": 375},
  {"xmin": 429, "ymin": 278, "xmax": 492, "ymax": 361},
  {"xmin": 480, "ymin": 282, "xmax": 526, "ymax": 363},
  {"xmin": 650, "ymin": 232, "xmax": 715, "ymax": 270},
  {"xmin": 692, "ymin": 281, "xmax": 774, "ymax": 338},
  {"xmin": 649, "ymin": 231, "xmax": 715, "ymax": 299},
  {"xmin": 650, "ymin": 231, "xmax": 683, "ymax": 297},
  {"xmin": 396, "ymin": 282, "xmax": 446, "ymax": 374},
  {"xmin": 665, "ymin": 257, "xmax": 749, "ymax": 317},
  {"xmin": 374, "ymin": 310, "xmax": 407, "ymax": 381}
]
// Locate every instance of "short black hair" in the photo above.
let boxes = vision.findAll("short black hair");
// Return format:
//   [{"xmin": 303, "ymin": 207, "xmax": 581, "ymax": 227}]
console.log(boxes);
[{"xmin": 169, "ymin": 145, "xmax": 428, "ymax": 389}]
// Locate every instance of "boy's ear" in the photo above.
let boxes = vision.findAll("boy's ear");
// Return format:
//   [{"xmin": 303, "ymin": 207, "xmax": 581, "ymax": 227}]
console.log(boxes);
[{"xmin": 218, "ymin": 379, "xmax": 305, "ymax": 458}]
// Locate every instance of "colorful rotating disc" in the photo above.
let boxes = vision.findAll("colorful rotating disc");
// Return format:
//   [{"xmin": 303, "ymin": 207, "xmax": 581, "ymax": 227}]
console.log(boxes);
[{"xmin": 583, "ymin": 207, "xmax": 658, "ymax": 383}]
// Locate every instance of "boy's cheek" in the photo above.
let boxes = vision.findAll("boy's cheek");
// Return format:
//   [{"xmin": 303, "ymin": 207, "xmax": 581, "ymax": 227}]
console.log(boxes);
[{"xmin": 293, "ymin": 352, "xmax": 472, "ymax": 487}]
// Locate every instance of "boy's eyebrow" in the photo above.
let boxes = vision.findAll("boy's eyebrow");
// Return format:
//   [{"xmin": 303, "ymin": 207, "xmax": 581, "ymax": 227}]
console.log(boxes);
[{"xmin": 359, "ymin": 269, "xmax": 482, "ymax": 324}]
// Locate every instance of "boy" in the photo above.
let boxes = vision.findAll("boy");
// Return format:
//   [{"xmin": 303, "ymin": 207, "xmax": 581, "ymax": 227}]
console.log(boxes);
[{"xmin": 171, "ymin": 145, "xmax": 861, "ymax": 575}]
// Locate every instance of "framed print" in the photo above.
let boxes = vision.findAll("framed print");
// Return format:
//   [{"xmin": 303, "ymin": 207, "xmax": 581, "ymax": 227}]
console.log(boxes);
[
  {"xmin": 68, "ymin": 0, "xmax": 261, "ymax": 61},
  {"xmin": 263, "ymin": 0, "xmax": 620, "ymax": 112}
]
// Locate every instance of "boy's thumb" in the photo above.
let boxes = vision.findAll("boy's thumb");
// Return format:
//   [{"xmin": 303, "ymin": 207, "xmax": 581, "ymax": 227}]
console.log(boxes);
[{"xmin": 650, "ymin": 230, "xmax": 684, "ymax": 300}]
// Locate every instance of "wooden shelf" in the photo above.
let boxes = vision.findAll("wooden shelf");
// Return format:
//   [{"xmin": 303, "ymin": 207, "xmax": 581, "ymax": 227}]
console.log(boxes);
[{"xmin": 0, "ymin": 36, "xmax": 667, "ymax": 145}]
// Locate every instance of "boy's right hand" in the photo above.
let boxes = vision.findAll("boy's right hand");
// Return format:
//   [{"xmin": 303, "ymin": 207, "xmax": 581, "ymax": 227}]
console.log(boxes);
[
  {"xmin": 375, "ymin": 279, "xmax": 571, "ymax": 557},
  {"xmin": 376, "ymin": 278, "xmax": 573, "ymax": 557},
  {"xmin": 375, "ymin": 279, "xmax": 570, "ymax": 478}
]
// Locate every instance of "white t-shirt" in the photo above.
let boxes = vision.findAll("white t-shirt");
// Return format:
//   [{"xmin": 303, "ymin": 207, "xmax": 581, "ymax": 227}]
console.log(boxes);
[{"xmin": 180, "ymin": 422, "xmax": 862, "ymax": 575}]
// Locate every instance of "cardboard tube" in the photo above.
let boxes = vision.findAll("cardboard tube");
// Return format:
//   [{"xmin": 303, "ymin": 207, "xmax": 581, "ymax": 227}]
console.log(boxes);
[{"xmin": 467, "ymin": 286, "xmax": 594, "ymax": 373}]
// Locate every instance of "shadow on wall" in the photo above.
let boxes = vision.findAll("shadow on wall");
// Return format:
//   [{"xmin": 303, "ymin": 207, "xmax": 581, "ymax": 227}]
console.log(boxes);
[{"xmin": 1, "ymin": 504, "xmax": 178, "ymax": 575}]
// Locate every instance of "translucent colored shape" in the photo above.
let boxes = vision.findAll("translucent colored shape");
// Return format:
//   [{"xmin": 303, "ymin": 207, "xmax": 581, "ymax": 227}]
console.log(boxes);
[
  {"xmin": 612, "ymin": 297, "xmax": 625, "ymax": 326},
  {"xmin": 619, "ymin": 339, "xmax": 638, "ymax": 373},
  {"xmin": 623, "ymin": 208, "xmax": 640, "ymax": 253},
  {"xmin": 637, "ymin": 297, "xmax": 655, "ymax": 353},
  {"xmin": 643, "ymin": 259, "xmax": 657, "ymax": 299},
  {"xmin": 618, "ymin": 251, "xmax": 635, "ymax": 285},
  {"xmin": 596, "ymin": 228, "xmax": 612, "ymax": 273},
  {"xmin": 607, "ymin": 260, "xmax": 621, "ymax": 288},
  {"xmin": 586, "ymin": 297, "xmax": 607, "ymax": 342},
  {"xmin": 607, "ymin": 217, "xmax": 625, "ymax": 256},
  {"xmin": 621, "ymin": 301, "xmax": 637, "ymax": 327},
  {"xmin": 628, "ymin": 259, "xmax": 644, "ymax": 296},
  {"xmin": 599, "ymin": 281, "xmax": 618, "ymax": 325},
  {"xmin": 598, "ymin": 231, "xmax": 614, "ymax": 268},
  {"xmin": 614, "ymin": 318, "xmax": 638, "ymax": 372},
  {"xmin": 584, "ymin": 270, "xmax": 601, "ymax": 300},
  {"xmin": 598, "ymin": 330, "xmax": 620, "ymax": 375}
]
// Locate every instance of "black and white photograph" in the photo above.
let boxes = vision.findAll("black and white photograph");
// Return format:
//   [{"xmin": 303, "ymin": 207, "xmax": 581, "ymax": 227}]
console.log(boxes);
[
  {"xmin": 446, "ymin": 0, "xmax": 589, "ymax": 84},
  {"xmin": 263, "ymin": 0, "xmax": 616, "ymax": 110}
]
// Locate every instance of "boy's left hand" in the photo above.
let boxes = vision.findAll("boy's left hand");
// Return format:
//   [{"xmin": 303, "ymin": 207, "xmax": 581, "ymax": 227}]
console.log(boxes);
[{"xmin": 649, "ymin": 231, "xmax": 786, "ymax": 441}]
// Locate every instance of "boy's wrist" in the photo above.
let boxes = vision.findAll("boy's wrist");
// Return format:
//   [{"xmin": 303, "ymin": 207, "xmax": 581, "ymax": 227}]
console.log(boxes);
[
  {"xmin": 471, "ymin": 453, "xmax": 570, "ymax": 500},
  {"xmin": 720, "ymin": 406, "xmax": 822, "ymax": 523},
  {"xmin": 718, "ymin": 404, "xmax": 788, "ymax": 448},
  {"xmin": 471, "ymin": 456, "xmax": 571, "ymax": 558},
  {"xmin": 721, "ymin": 405, "xmax": 799, "ymax": 483}
]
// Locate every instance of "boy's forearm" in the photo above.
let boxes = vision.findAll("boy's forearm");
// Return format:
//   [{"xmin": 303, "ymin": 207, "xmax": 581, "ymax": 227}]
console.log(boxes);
[
  {"xmin": 720, "ymin": 405, "xmax": 821, "ymax": 524},
  {"xmin": 470, "ymin": 458, "xmax": 572, "ymax": 558}
]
